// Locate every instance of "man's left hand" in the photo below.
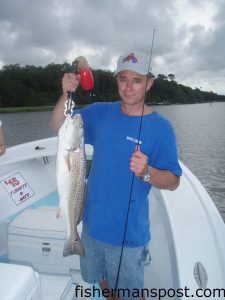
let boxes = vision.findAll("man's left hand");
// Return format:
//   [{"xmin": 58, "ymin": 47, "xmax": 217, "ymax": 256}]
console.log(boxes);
[{"xmin": 130, "ymin": 146, "xmax": 148, "ymax": 177}]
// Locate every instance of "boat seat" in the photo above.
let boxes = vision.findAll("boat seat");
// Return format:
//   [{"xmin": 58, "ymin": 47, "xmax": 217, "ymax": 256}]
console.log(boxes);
[
  {"xmin": 0, "ymin": 263, "xmax": 76, "ymax": 300},
  {"xmin": 8, "ymin": 206, "xmax": 81, "ymax": 276},
  {"xmin": 0, "ymin": 263, "xmax": 42, "ymax": 300},
  {"xmin": 40, "ymin": 273, "xmax": 75, "ymax": 300}
]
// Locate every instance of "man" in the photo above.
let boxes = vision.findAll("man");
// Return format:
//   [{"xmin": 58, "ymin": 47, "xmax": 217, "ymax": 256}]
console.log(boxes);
[
  {"xmin": 0, "ymin": 120, "xmax": 6, "ymax": 156},
  {"xmin": 51, "ymin": 50, "xmax": 182, "ymax": 299}
]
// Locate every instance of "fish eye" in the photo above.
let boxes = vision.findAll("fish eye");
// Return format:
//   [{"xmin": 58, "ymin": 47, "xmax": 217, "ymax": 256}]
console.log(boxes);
[{"xmin": 79, "ymin": 124, "xmax": 83, "ymax": 128}]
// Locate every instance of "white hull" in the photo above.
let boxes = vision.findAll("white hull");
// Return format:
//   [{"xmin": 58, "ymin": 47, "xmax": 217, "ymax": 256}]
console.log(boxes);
[{"xmin": 0, "ymin": 137, "xmax": 225, "ymax": 299}]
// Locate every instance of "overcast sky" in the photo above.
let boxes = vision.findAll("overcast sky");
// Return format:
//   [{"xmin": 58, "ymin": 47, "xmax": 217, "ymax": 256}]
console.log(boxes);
[{"xmin": 0, "ymin": 0, "xmax": 225, "ymax": 95}]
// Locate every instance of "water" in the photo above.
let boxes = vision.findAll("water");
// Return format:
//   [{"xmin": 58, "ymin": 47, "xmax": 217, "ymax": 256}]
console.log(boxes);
[
  {"xmin": 0, "ymin": 111, "xmax": 56, "ymax": 146},
  {"xmin": 1, "ymin": 102, "xmax": 225, "ymax": 221},
  {"xmin": 154, "ymin": 102, "xmax": 225, "ymax": 222}
]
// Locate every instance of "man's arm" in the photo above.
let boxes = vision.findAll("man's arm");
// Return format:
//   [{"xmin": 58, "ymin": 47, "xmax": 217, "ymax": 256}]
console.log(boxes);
[
  {"xmin": 50, "ymin": 94, "xmax": 67, "ymax": 131},
  {"xmin": 146, "ymin": 166, "xmax": 180, "ymax": 191},
  {"xmin": 0, "ymin": 127, "xmax": 6, "ymax": 155},
  {"xmin": 130, "ymin": 146, "xmax": 180, "ymax": 191}
]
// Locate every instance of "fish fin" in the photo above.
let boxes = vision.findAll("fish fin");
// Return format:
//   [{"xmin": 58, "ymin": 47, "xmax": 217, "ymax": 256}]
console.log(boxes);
[{"xmin": 63, "ymin": 236, "xmax": 85, "ymax": 257}]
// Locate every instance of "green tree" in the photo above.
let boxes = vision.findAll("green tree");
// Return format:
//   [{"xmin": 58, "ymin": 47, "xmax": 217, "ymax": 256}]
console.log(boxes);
[
  {"xmin": 0, "ymin": 63, "xmax": 225, "ymax": 107},
  {"xmin": 168, "ymin": 74, "xmax": 175, "ymax": 81}
]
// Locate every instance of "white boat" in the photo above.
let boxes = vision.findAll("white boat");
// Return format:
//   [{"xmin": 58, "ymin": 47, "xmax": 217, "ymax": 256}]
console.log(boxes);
[{"xmin": 0, "ymin": 137, "xmax": 225, "ymax": 300}]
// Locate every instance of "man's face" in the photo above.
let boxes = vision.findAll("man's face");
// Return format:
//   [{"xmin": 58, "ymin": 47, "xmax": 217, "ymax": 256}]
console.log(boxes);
[{"xmin": 116, "ymin": 70, "xmax": 153, "ymax": 106}]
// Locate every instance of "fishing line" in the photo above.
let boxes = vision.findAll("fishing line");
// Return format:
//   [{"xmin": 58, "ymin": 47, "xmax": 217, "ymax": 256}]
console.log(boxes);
[{"xmin": 113, "ymin": 28, "xmax": 156, "ymax": 299}]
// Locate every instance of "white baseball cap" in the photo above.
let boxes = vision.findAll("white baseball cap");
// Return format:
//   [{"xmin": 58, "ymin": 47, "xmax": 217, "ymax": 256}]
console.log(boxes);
[{"xmin": 114, "ymin": 50, "xmax": 151, "ymax": 76}]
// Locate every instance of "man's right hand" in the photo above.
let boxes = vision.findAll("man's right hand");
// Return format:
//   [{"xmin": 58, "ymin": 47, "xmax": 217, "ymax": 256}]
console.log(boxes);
[
  {"xmin": 50, "ymin": 72, "xmax": 81, "ymax": 131},
  {"xmin": 62, "ymin": 73, "xmax": 81, "ymax": 95}
]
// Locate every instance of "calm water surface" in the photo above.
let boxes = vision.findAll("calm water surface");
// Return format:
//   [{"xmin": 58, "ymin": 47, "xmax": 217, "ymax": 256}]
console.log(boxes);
[{"xmin": 1, "ymin": 102, "xmax": 225, "ymax": 221}]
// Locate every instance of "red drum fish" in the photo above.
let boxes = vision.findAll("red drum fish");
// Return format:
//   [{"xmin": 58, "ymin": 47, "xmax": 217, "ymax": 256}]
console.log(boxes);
[{"xmin": 56, "ymin": 114, "xmax": 86, "ymax": 256}]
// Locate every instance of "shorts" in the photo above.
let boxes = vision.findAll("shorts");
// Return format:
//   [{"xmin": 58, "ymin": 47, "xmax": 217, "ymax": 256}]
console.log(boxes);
[{"xmin": 80, "ymin": 225, "xmax": 151, "ymax": 298}]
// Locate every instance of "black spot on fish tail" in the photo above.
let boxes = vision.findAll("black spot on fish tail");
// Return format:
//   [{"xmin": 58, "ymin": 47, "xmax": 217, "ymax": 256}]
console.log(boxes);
[{"xmin": 63, "ymin": 237, "xmax": 85, "ymax": 257}]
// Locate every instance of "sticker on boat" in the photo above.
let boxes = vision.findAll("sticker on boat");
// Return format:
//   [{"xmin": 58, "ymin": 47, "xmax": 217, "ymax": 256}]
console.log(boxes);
[{"xmin": 0, "ymin": 172, "xmax": 35, "ymax": 205}]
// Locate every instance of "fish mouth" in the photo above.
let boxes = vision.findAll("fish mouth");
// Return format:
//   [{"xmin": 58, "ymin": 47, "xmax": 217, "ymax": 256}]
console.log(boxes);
[{"xmin": 66, "ymin": 147, "xmax": 80, "ymax": 152}]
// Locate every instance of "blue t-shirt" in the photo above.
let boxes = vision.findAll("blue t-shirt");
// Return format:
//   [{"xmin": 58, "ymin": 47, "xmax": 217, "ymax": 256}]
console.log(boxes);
[{"xmin": 76, "ymin": 101, "xmax": 182, "ymax": 247}]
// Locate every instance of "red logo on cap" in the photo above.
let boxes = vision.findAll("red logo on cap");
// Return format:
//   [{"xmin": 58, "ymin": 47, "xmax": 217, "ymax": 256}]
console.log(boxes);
[{"xmin": 122, "ymin": 53, "xmax": 138, "ymax": 63}]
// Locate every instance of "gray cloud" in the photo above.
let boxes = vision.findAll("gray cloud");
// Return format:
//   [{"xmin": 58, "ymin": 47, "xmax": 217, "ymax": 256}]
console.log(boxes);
[{"xmin": 0, "ymin": 0, "xmax": 225, "ymax": 94}]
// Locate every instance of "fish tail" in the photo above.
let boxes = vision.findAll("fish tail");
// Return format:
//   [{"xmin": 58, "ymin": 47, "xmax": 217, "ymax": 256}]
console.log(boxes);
[{"xmin": 63, "ymin": 236, "xmax": 85, "ymax": 257}]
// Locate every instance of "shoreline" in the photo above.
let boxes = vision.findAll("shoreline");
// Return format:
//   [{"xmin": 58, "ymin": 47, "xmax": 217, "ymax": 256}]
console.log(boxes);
[
  {"xmin": 0, "ymin": 105, "xmax": 84, "ymax": 113},
  {"xmin": 0, "ymin": 101, "xmax": 223, "ymax": 113},
  {"xmin": 0, "ymin": 106, "xmax": 54, "ymax": 113}
]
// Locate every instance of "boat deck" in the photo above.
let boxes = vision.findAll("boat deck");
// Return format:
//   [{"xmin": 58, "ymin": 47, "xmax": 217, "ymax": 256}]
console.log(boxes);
[{"xmin": 1, "ymin": 137, "xmax": 225, "ymax": 299}]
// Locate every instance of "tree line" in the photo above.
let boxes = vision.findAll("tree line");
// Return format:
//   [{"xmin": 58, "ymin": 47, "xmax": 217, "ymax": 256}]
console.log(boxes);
[{"xmin": 0, "ymin": 63, "xmax": 224, "ymax": 107}]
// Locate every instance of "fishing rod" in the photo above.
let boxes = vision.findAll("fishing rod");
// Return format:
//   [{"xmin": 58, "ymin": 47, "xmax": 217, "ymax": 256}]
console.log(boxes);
[{"xmin": 113, "ymin": 28, "xmax": 156, "ymax": 300}]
